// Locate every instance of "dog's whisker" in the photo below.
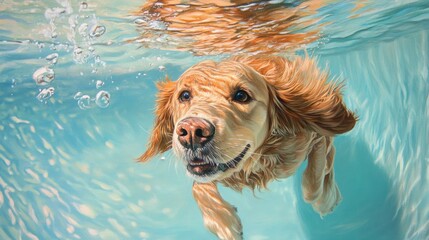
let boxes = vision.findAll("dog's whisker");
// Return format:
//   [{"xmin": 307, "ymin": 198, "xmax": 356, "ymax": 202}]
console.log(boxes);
[
  {"xmin": 248, "ymin": 152, "xmax": 272, "ymax": 158},
  {"xmin": 218, "ymin": 152, "xmax": 235, "ymax": 162}
]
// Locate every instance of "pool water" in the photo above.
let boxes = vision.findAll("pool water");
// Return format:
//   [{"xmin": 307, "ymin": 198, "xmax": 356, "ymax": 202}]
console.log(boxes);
[{"xmin": 1, "ymin": 0, "xmax": 428, "ymax": 239}]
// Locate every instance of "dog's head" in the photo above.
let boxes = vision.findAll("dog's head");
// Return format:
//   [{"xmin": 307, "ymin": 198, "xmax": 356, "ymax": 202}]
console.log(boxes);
[{"xmin": 139, "ymin": 55, "xmax": 356, "ymax": 183}]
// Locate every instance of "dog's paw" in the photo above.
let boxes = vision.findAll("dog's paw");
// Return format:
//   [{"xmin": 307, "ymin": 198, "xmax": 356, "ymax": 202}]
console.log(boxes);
[
  {"xmin": 312, "ymin": 181, "xmax": 342, "ymax": 216},
  {"xmin": 202, "ymin": 205, "xmax": 243, "ymax": 240}
]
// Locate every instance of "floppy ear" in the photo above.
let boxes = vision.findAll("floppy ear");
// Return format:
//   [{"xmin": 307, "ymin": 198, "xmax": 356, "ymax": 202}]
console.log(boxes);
[
  {"xmin": 138, "ymin": 78, "xmax": 177, "ymax": 162},
  {"xmin": 232, "ymin": 55, "xmax": 357, "ymax": 136}
]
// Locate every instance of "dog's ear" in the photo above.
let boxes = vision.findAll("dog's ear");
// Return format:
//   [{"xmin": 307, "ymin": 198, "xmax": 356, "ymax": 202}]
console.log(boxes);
[
  {"xmin": 138, "ymin": 78, "xmax": 177, "ymax": 162},
  {"xmin": 232, "ymin": 55, "xmax": 357, "ymax": 136}
]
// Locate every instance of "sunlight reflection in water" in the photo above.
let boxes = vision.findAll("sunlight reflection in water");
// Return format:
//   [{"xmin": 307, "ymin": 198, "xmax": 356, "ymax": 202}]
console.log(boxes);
[{"xmin": 132, "ymin": 0, "xmax": 338, "ymax": 55}]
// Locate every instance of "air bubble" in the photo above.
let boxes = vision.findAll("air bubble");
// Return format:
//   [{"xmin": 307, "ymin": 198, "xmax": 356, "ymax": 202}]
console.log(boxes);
[
  {"xmin": 74, "ymin": 92, "xmax": 83, "ymax": 100},
  {"xmin": 77, "ymin": 95, "xmax": 91, "ymax": 109},
  {"xmin": 46, "ymin": 53, "xmax": 59, "ymax": 65},
  {"xmin": 158, "ymin": 65, "xmax": 166, "ymax": 71},
  {"xmin": 134, "ymin": 18, "xmax": 145, "ymax": 24},
  {"xmin": 89, "ymin": 25, "xmax": 106, "ymax": 38},
  {"xmin": 80, "ymin": 2, "xmax": 88, "ymax": 11},
  {"xmin": 95, "ymin": 80, "xmax": 104, "ymax": 89},
  {"xmin": 37, "ymin": 87, "xmax": 55, "ymax": 102},
  {"xmin": 69, "ymin": 15, "xmax": 78, "ymax": 28},
  {"xmin": 95, "ymin": 91, "xmax": 110, "ymax": 108},
  {"xmin": 45, "ymin": 7, "xmax": 66, "ymax": 20},
  {"xmin": 73, "ymin": 47, "xmax": 88, "ymax": 64},
  {"xmin": 78, "ymin": 23, "xmax": 88, "ymax": 37},
  {"xmin": 33, "ymin": 67, "xmax": 55, "ymax": 85},
  {"xmin": 74, "ymin": 47, "xmax": 83, "ymax": 55}
]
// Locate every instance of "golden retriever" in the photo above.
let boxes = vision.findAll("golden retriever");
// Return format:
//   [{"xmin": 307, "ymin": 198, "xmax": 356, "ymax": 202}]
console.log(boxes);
[{"xmin": 139, "ymin": 55, "xmax": 357, "ymax": 239}]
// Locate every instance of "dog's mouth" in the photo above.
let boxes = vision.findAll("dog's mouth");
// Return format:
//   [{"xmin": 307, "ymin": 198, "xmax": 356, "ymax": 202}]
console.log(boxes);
[{"xmin": 187, "ymin": 144, "xmax": 251, "ymax": 176}]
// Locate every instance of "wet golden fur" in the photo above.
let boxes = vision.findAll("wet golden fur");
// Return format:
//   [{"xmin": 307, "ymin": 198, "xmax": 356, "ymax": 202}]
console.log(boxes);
[{"xmin": 139, "ymin": 55, "xmax": 356, "ymax": 239}]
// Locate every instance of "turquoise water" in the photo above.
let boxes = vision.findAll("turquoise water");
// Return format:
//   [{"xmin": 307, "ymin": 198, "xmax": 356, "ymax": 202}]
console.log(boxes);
[{"xmin": 1, "ymin": 0, "xmax": 428, "ymax": 239}]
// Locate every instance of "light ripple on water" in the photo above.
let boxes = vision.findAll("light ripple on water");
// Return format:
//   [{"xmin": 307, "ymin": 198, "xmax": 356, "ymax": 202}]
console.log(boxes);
[{"xmin": 326, "ymin": 29, "xmax": 429, "ymax": 239}]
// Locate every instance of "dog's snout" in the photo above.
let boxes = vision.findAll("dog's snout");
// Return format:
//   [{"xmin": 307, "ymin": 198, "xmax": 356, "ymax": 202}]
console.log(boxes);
[{"xmin": 176, "ymin": 117, "xmax": 215, "ymax": 149}]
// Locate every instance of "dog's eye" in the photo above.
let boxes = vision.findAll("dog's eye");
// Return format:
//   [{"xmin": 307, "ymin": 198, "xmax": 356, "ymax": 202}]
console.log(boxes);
[
  {"xmin": 232, "ymin": 90, "xmax": 251, "ymax": 103},
  {"xmin": 179, "ymin": 90, "xmax": 191, "ymax": 102}
]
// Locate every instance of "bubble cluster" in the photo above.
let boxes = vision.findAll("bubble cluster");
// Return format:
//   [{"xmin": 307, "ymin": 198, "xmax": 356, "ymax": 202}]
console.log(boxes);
[
  {"xmin": 74, "ymin": 90, "xmax": 111, "ymax": 109},
  {"xmin": 73, "ymin": 47, "xmax": 89, "ymax": 64},
  {"xmin": 46, "ymin": 53, "xmax": 59, "ymax": 65},
  {"xmin": 37, "ymin": 87, "xmax": 55, "ymax": 102},
  {"xmin": 33, "ymin": 1, "xmax": 110, "ymax": 106},
  {"xmin": 32, "ymin": 52, "xmax": 60, "ymax": 102},
  {"xmin": 33, "ymin": 67, "xmax": 55, "ymax": 85},
  {"xmin": 77, "ymin": 22, "xmax": 106, "ymax": 38}
]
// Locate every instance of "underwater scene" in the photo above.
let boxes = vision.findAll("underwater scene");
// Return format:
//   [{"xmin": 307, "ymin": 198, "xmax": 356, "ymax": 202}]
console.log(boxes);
[{"xmin": 0, "ymin": 0, "xmax": 428, "ymax": 239}]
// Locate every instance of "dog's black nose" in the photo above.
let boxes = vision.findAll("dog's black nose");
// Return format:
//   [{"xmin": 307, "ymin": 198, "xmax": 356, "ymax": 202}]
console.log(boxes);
[{"xmin": 176, "ymin": 117, "xmax": 215, "ymax": 149}]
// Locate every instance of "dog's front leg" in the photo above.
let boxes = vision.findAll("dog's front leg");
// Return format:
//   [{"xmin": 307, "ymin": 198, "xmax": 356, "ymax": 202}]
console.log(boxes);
[
  {"xmin": 302, "ymin": 136, "xmax": 341, "ymax": 215},
  {"xmin": 192, "ymin": 182, "xmax": 243, "ymax": 240}
]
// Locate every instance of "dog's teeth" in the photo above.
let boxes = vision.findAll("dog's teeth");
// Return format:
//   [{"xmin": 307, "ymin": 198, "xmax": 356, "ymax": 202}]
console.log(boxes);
[{"xmin": 191, "ymin": 161, "xmax": 209, "ymax": 166}]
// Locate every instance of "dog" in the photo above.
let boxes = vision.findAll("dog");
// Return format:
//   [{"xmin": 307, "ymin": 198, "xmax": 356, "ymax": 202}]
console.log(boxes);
[{"xmin": 139, "ymin": 55, "xmax": 357, "ymax": 239}]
